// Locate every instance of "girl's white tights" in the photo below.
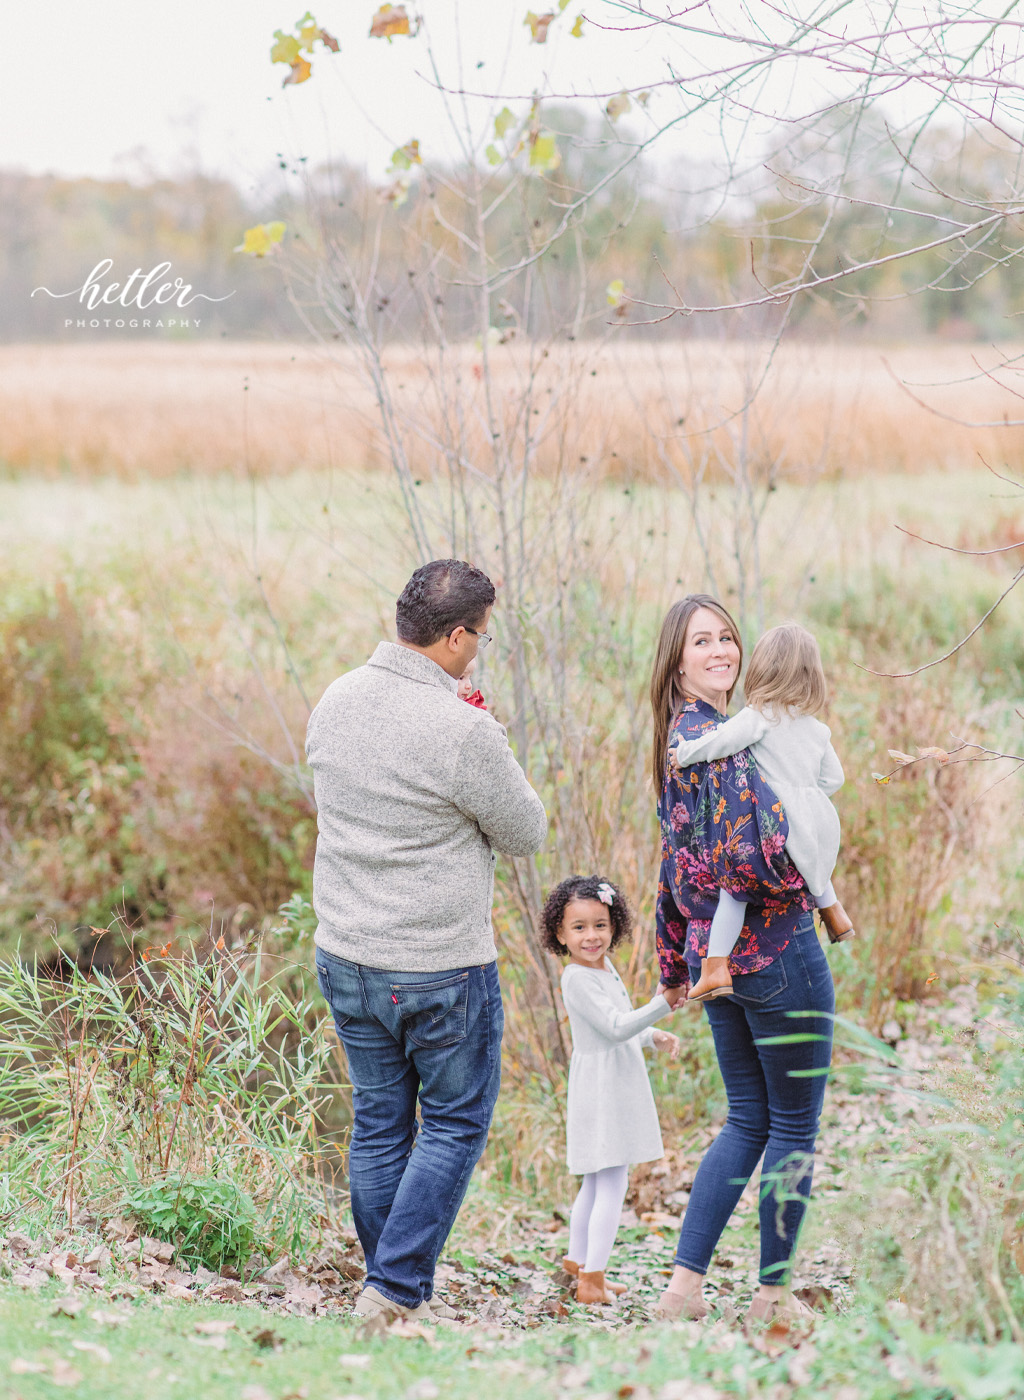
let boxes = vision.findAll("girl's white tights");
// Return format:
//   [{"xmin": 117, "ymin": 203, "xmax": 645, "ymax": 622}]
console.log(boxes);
[
  {"xmin": 707, "ymin": 879, "xmax": 839, "ymax": 958},
  {"xmin": 567, "ymin": 1164, "xmax": 630, "ymax": 1273}
]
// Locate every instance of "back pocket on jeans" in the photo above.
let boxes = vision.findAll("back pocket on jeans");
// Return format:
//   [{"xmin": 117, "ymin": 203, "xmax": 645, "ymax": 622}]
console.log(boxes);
[
  {"xmin": 729, "ymin": 957, "xmax": 789, "ymax": 1006},
  {"xmin": 393, "ymin": 972, "xmax": 470, "ymax": 1049}
]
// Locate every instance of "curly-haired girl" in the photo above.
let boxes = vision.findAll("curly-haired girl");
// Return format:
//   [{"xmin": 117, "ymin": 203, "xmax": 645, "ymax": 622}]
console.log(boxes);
[{"xmin": 543, "ymin": 874, "xmax": 680, "ymax": 1306}]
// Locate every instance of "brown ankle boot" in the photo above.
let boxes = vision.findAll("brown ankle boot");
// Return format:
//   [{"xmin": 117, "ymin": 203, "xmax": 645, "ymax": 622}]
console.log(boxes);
[
  {"xmin": 818, "ymin": 901, "xmax": 856, "ymax": 944},
  {"xmin": 687, "ymin": 956, "xmax": 733, "ymax": 1002},
  {"xmin": 577, "ymin": 1270, "xmax": 616, "ymax": 1305},
  {"xmin": 562, "ymin": 1258, "xmax": 624, "ymax": 1294}
]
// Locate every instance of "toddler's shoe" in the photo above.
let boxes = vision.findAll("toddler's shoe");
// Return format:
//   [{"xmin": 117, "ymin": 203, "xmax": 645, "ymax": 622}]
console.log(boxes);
[
  {"xmin": 561, "ymin": 1257, "xmax": 626, "ymax": 1294},
  {"xmin": 818, "ymin": 901, "xmax": 856, "ymax": 944},
  {"xmin": 687, "ymin": 956, "xmax": 733, "ymax": 1002},
  {"xmin": 576, "ymin": 1270, "xmax": 619, "ymax": 1306}
]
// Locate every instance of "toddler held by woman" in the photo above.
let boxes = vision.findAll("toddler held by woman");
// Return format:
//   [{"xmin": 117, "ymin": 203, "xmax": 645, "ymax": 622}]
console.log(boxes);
[
  {"xmin": 670, "ymin": 623, "xmax": 855, "ymax": 1002},
  {"xmin": 543, "ymin": 875, "xmax": 679, "ymax": 1305}
]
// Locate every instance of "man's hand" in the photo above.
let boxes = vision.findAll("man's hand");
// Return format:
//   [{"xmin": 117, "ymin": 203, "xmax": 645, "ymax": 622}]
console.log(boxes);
[
  {"xmin": 657, "ymin": 982, "xmax": 688, "ymax": 1009},
  {"xmin": 652, "ymin": 1028, "xmax": 681, "ymax": 1060}
]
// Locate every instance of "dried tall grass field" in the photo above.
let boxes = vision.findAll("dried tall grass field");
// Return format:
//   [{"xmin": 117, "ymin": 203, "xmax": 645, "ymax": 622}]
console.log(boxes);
[
  {"xmin": 0, "ymin": 338, "xmax": 1022, "ymax": 1049},
  {"xmin": 4, "ymin": 339, "xmax": 1024, "ymax": 481}
]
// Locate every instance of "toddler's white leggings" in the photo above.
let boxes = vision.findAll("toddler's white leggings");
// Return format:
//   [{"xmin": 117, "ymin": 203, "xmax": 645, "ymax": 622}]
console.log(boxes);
[{"xmin": 566, "ymin": 1163, "xmax": 630, "ymax": 1273}]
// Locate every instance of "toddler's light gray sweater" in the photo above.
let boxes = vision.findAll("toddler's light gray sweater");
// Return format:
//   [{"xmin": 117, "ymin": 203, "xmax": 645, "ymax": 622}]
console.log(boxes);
[{"xmin": 306, "ymin": 641, "xmax": 547, "ymax": 972}]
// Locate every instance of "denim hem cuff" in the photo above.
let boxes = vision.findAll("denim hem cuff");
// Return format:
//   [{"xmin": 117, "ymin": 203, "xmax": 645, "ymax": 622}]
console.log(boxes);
[{"xmin": 366, "ymin": 1280, "xmax": 421, "ymax": 1309}]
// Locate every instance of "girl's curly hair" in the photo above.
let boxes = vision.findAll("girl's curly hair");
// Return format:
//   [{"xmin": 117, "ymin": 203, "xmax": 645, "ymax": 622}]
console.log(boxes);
[{"xmin": 540, "ymin": 875, "xmax": 633, "ymax": 956}]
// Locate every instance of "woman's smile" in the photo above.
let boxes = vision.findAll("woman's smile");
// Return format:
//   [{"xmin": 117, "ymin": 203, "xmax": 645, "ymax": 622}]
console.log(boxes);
[{"xmin": 679, "ymin": 606, "xmax": 741, "ymax": 710}]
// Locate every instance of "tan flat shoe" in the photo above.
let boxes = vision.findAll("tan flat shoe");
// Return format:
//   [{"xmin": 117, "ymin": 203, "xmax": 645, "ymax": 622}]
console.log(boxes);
[
  {"xmin": 653, "ymin": 1287, "xmax": 709, "ymax": 1321},
  {"xmin": 745, "ymin": 1292, "xmax": 815, "ymax": 1328},
  {"xmin": 687, "ymin": 956, "xmax": 734, "ymax": 1002}
]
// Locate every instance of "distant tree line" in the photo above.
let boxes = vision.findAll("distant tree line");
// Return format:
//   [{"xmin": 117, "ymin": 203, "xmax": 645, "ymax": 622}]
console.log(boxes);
[{"xmin": 5, "ymin": 110, "xmax": 1023, "ymax": 343}]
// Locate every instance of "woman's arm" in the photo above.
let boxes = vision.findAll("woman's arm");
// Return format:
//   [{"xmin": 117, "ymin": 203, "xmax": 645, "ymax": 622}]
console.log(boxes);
[
  {"xmin": 563, "ymin": 976, "xmax": 670, "ymax": 1044},
  {"xmin": 670, "ymin": 706, "xmax": 768, "ymax": 768},
  {"xmin": 818, "ymin": 740, "xmax": 845, "ymax": 795},
  {"xmin": 655, "ymin": 864, "xmax": 690, "ymax": 991}
]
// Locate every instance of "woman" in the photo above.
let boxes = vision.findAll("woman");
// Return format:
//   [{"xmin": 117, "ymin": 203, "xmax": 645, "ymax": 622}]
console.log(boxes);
[{"xmin": 651, "ymin": 594, "xmax": 835, "ymax": 1326}]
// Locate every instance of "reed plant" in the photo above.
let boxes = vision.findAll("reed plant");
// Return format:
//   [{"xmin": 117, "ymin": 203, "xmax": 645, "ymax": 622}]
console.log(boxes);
[{"xmin": 0, "ymin": 939, "xmax": 338, "ymax": 1263}]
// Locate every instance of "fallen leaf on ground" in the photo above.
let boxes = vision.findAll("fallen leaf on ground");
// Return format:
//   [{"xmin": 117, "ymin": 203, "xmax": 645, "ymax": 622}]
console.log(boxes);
[
  {"xmin": 51, "ymin": 1360, "xmax": 84, "ymax": 1387},
  {"xmin": 89, "ymin": 1310, "xmax": 127, "ymax": 1326},
  {"xmin": 10, "ymin": 1359, "xmax": 47, "ymax": 1374},
  {"xmin": 339, "ymin": 1352, "xmax": 372, "ymax": 1367},
  {"xmin": 71, "ymin": 1341, "xmax": 112, "ymax": 1363},
  {"xmin": 141, "ymin": 1236, "xmax": 174, "ymax": 1263},
  {"xmin": 52, "ymin": 1295, "xmax": 87, "ymax": 1317},
  {"xmin": 194, "ymin": 1319, "xmax": 236, "ymax": 1335}
]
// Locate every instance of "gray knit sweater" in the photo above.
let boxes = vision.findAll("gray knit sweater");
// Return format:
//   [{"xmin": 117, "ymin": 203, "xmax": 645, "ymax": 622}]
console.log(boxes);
[{"xmin": 306, "ymin": 641, "xmax": 548, "ymax": 972}]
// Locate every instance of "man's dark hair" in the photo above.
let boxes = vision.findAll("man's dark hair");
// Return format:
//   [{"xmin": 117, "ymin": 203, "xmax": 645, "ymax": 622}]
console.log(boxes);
[
  {"xmin": 540, "ymin": 875, "xmax": 633, "ymax": 955},
  {"xmin": 396, "ymin": 559, "xmax": 496, "ymax": 647}
]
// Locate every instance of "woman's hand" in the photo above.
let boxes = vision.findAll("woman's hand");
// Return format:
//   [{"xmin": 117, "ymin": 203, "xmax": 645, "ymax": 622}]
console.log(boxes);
[
  {"xmin": 657, "ymin": 982, "xmax": 689, "ymax": 1009},
  {"xmin": 652, "ymin": 1029, "xmax": 681, "ymax": 1060}
]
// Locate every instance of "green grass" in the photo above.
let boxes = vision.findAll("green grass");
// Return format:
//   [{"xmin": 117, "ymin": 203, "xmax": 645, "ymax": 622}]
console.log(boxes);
[{"xmin": 2, "ymin": 1287, "xmax": 1024, "ymax": 1400}]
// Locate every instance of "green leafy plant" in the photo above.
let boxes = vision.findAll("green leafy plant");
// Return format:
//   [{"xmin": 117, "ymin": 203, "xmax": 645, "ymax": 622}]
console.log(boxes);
[
  {"xmin": 124, "ymin": 1173, "xmax": 258, "ymax": 1272},
  {"xmin": 0, "ymin": 939, "xmax": 340, "ymax": 1260}
]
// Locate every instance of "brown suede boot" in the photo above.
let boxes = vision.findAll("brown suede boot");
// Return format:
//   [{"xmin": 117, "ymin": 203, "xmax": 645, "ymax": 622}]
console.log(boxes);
[
  {"xmin": 562, "ymin": 1258, "xmax": 625, "ymax": 1294},
  {"xmin": 687, "ymin": 956, "xmax": 733, "ymax": 1002},
  {"xmin": 577, "ymin": 1270, "xmax": 617, "ymax": 1305},
  {"xmin": 818, "ymin": 901, "xmax": 856, "ymax": 944}
]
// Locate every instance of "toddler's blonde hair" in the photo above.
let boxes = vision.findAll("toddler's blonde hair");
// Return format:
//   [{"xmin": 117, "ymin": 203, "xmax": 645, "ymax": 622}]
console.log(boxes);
[{"xmin": 744, "ymin": 623, "xmax": 826, "ymax": 717}]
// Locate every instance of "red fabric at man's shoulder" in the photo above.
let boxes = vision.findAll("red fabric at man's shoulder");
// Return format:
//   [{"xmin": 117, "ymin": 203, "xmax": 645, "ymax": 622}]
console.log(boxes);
[{"xmin": 462, "ymin": 690, "xmax": 488, "ymax": 710}]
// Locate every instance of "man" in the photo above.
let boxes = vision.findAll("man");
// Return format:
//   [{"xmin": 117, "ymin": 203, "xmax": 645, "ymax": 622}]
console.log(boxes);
[{"xmin": 306, "ymin": 558, "xmax": 547, "ymax": 1323}]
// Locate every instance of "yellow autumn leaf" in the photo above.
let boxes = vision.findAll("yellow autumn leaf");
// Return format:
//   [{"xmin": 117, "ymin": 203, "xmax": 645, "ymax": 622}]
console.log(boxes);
[
  {"xmin": 570, "ymin": 14, "xmax": 585, "ymax": 36},
  {"xmin": 270, "ymin": 29, "xmax": 302, "ymax": 65},
  {"xmin": 636, "ymin": 89, "xmax": 651, "ymax": 106},
  {"xmin": 235, "ymin": 222, "xmax": 287, "ymax": 257},
  {"xmin": 887, "ymin": 749, "xmax": 916, "ymax": 765},
  {"xmin": 558, "ymin": 0, "xmax": 571, "ymax": 9},
  {"xmin": 606, "ymin": 278, "xmax": 626, "ymax": 308},
  {"xmin": 283, "ymin": 56, "xmax": 312, "ymax": 85},
  {"xmin": 528, "ymin": 131, "xmax": 560, "ymax": 172},
  {"xmin": 606, "ymin": 91, "xmax": 631, "ymax": 121},
  {"xmin": 872, "ymin": 772, "xmax": 892, "ymax": 785},
  {"xmin": 485, "ymin": 144, "xmax": 502, "ymax": 166},
  {"xmin": 389, "ymin": 139, "xmax": 422, "ymax": 172},
  {"xmin": 296, "ymin": 10, "xmax": 320, "ymax": 50},
  {"xmin": 494, "ymin": 106, "xmax": 516, "ymax": 140},
  {"xmin": 370, "ymin": 4, "xmax": 412, "ymax": 38},
  {"xmin": 525, "ymin": 10, "xmax": 555, "ymax": 42}
]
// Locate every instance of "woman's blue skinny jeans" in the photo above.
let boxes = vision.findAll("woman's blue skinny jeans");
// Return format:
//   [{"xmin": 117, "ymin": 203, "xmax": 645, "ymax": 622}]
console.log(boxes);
[{"xmin": 675, "ymin": 914, "xmax": 835, "ymax": 1286}]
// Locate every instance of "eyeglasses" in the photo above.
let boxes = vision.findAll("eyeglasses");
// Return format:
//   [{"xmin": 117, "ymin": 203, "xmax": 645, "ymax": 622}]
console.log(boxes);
[{"xmin": 460, "ymin": 627, "xmax": 491, "ymax": 649}]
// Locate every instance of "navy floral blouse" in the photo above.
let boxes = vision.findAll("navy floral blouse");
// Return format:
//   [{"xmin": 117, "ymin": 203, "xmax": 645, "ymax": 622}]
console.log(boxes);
[{"xmin": 656, "ymin": 696, "xmax": 814, "ymax": 989}]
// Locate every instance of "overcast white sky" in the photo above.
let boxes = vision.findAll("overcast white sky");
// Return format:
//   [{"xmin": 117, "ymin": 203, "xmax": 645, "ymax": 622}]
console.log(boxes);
[{"xmin": 0, "ymin": 0, "xmax": 709, "ymax": 196}]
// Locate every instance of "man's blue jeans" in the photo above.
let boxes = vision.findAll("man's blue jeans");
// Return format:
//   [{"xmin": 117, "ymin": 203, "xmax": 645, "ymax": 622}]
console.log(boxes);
[
  {"xmin": 315, "ymin": 950, "xmax": 504, "ymax": 1308},
  {"xmin": 676, "ymin": 915, "xmax": 835, "ymax": 1285}
]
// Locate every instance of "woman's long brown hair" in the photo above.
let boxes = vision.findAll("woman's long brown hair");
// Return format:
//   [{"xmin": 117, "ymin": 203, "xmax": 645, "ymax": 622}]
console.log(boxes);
[{"xmin": 649, "ymin": 594, "xmax": 744, "ymax": 790}]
